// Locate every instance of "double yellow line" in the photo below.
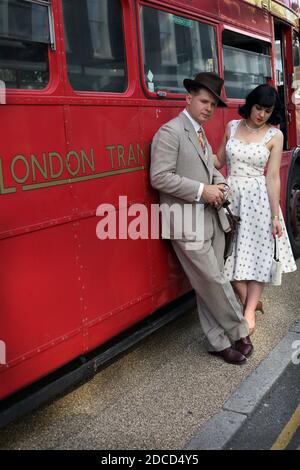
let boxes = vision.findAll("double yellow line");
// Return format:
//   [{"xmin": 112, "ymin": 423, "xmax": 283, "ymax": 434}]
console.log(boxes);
[{"xmin": 271, "ymin": 404, "xmax": 300, "ymax": 450}]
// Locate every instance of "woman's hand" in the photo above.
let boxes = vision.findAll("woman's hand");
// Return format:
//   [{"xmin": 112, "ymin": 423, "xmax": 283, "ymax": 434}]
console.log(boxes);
[{"xmin": 272, "ymin": 220, "xmax": 283, "ymax": 238}]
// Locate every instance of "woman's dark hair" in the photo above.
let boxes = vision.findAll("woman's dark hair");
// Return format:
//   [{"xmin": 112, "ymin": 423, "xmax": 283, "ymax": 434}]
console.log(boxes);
[{"xmin": 238, "ymin": 84, "xmax": 281, "ymax": 125}]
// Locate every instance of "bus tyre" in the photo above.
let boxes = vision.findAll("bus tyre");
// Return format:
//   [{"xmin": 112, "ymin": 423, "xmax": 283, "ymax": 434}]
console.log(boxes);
[{"xmin": 286, "ymin": 161, "xmax": 300, "ymax": 259}]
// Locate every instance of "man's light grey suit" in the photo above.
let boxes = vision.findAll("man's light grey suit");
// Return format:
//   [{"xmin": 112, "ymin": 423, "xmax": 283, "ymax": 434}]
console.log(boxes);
[{"xmin": 150, "ymin": 112, "xmax": 249, "ymax": 351}]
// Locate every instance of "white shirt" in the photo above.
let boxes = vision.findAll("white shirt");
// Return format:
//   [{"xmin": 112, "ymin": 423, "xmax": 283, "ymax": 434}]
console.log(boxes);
[{"xmin": 183, "ymin": 109, "xmax": 204, "ymax": 201}]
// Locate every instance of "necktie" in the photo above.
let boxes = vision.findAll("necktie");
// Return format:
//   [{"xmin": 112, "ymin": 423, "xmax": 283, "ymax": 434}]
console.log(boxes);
[{"xmin": 197, "ymin": 127, "xmax": 207, "ymax": 157}]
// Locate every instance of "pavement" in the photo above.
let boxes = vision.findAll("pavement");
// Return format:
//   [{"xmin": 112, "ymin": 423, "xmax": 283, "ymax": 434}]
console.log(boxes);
[
  {"xmin": 186, "ymin": 320, "xmax": 300, "ymax": 449},
  {"xmin": 223, "ymin": 360, "xmax": 300, "ymax": 450},
  {"xmin": 0, "ymin": 259, "xmax": 299, "ymax": 450}
]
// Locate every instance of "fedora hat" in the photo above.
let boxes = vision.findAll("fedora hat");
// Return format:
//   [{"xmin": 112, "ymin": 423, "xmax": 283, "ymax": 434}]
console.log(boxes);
[{"xmin": 183, "ymin": 72, "xmax": 227, "ymax": 107}]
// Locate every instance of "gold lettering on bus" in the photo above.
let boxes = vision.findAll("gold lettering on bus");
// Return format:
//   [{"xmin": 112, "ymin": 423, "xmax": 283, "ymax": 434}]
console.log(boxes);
[
  {"xmin": 31, "ymin": 153, "xmax": 48, "ymax": 182},
  {"xmin": 128, "ymin": 144, "xmax": 137, "ymax": 165},
  {"xmin": 106, "ymin": 145, "xmax": 115, "ymax": 168},
  {"xmin": 106, "ymin": 143, "xmax": 148, "ymax": 169},
  {"xmin": 0, "ymin": 144, "xmax": 146, "ymax": 194},
  {"xmin": 0, "ymin": 158, "xmax": 16, "ymax": 194},
  {"xmin": 11, "ymin": 155, "xmax": 30, "ymax": 184},
  {"xmin": 137, "ymin": 144, "xmax": 146, "ymax": 165},
  {"xmin": 66, "ymin": 150, "xmax": 81, "ymax": 177},
  {"xmin": 117, "ymin": 144, "xmax": 126, "ymax": 168},
  {"xmin": 49, "ymin": 152, "xmax": 63, "ymax": 179},
  {"xmin": 81, "ymin": 148, "xmax": 95, "ymax": 174}
]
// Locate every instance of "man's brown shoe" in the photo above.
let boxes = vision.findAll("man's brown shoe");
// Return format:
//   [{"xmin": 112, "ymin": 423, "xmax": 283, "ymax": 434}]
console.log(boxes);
[
  {"xmin": 209, "ymin": 346, "xmax": 247, "ymax": 364},
  {"xmin": 235, "ymin": 336, "xmax": 253, "ymax": 358}
]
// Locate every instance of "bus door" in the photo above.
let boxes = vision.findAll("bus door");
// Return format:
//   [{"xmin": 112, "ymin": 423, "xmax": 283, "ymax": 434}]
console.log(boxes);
[
  {"xmin": 274, "ymin": 21, "xmax": 300, "ymax": 258},
  {"xmin": 274, "ymin": 21, "xmax": 296, "ymax": 150}
]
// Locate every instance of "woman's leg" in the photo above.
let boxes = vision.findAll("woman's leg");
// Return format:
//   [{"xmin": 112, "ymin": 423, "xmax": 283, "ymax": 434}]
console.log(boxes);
[
  {"xmin": 232, "ymin": 280, "xmax": 248, "ymax": 305},
  {"xmin": 244, "ymin": 281, "xmax": 265, "ymax": 333}
]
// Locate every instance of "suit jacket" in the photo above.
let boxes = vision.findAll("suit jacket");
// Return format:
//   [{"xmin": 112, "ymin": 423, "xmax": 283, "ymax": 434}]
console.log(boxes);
[{"xmin": 150, "ymin": 111, "xmax": 230, "ymax": 242}]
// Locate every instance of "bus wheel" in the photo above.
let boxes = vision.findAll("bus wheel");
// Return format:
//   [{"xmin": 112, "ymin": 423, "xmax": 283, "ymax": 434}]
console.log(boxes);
[{"xmin": 287, "ymin": 163, "xmax": 300, "ymax": 259}]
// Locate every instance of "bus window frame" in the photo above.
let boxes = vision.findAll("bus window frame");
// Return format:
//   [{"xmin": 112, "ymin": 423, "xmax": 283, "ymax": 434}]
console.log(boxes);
[
  {"xmin": 274, "ymin": 21, "xmax": 298, "ymax": 150},
  {"xmin": 0, "ymin": 0, "xmax": 66, "ymax": 102},
  {"xmin": 60, "ymin": 0, "xmax": 135, "ymax": 99},
  {"xmin": 137, "ymin": 1, "xmax": 221, "ymax": 101},
  {"xmin": 0, "ymin": 0, "xmax": 57, "ymax": 98},
  {"xmin": 220, "ymin": 24, "xmax": 274, "ymax": 104}
]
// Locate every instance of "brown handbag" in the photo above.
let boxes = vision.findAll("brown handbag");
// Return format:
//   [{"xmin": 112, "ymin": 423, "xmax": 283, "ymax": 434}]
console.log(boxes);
[{"xmin": 223, "ymin": 200, "xmax": 241, "ymax": 260}]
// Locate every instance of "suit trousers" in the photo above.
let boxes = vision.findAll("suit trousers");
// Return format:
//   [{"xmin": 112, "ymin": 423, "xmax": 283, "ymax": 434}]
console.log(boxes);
[{"xmin": 171, "ymin": 207, "xmax": 249, "ymax": 352}]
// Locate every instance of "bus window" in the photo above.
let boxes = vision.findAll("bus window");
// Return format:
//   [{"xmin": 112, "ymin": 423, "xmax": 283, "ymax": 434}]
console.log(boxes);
[
  {"xmin": 292, "ymin": 31, "xmax": 300, "ymax": 103},
  {"xmin": 0, "ymin": 0, "xmax": 50, "ymax": 89},
  {"xmin": 222, "ymin": 30, "xmax": 271, "ymax": 99},
  {"xmin": 62, "ymin": 0, "xmax": 127, "ymax": 93},
  {"xmin": 140, "ymin": 6, "xmax": 218, "ymax": 94}
]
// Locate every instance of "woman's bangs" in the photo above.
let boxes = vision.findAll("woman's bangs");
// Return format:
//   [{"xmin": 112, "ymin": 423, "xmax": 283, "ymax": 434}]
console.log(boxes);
[{"xmin": 256, "ymin": 93, "xmax": 276, "ymax": 109}]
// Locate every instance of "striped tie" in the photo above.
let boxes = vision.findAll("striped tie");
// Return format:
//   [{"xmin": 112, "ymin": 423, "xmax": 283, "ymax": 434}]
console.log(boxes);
[{"xmin": 197, "ymin": 127, "xmax": 207, "ymax": 157}]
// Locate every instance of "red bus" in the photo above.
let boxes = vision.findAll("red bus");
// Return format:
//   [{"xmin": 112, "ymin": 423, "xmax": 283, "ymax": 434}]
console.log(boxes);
[{"xmin": 0, "ymin": 0, "xmax": 300, "ymax": 423}]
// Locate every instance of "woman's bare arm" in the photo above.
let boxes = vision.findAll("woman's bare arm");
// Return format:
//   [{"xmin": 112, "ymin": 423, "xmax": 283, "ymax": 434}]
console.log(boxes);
[
  {"xmin": 214, "ymin": 122, "xmax": 231, "ymax": 169},
  {"xmin": 266, "ymin": 130, "xmax": 284, "ymax": 237}
]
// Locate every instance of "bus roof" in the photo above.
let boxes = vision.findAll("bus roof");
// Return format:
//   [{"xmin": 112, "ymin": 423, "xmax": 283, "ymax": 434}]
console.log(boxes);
[
  {"xmin": 155, "ymin": 0, "xmax": 299, "ymax": 27},
  {"xmin": 245, "ymin": 0, "xmax": 300, "ymax": 25}
]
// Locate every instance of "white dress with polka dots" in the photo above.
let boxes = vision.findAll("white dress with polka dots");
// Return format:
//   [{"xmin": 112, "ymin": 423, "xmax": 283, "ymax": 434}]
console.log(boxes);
[{"xmin": 224, "ymin": 119, "xmax": 297, "ymax": 282}]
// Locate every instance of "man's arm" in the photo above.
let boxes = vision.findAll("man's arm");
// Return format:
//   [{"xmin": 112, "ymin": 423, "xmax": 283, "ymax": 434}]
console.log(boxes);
[
  {"xmin": 212, "ymin": 166, "xmax": 226, "ymax": 186},
  {"xmin": 150, "ymin": 123, "xmax": 200, "ymax": 202}
]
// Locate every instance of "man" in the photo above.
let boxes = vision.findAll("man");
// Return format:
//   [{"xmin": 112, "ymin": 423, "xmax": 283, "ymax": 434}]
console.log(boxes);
[{"xmin": 150, "ymin": 72, "xmax": 253, "ymax": 364}]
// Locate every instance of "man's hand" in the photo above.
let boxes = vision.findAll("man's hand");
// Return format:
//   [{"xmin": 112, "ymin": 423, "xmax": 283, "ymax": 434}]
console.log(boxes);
[
  {"xmin": 202, "ymin": 184, "xmax": 225, "ymax": 207},
  {"xmin": 217, "ymin": 183, "xmax": 227, "ymax": 192}
]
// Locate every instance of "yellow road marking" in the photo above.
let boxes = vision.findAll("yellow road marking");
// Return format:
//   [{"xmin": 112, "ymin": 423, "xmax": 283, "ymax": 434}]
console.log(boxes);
[{"xmin": 271, "ymin": 404, "xmax": 300, "ymax": 450}]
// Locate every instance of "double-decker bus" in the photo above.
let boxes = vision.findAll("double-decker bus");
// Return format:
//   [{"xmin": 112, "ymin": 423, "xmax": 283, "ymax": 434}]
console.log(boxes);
[{"xmin": 0, "ymin": 0, "xmax": 300, "ymax": 425}]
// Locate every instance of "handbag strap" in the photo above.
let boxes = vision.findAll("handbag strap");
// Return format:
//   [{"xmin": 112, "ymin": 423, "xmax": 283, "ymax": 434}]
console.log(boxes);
[{"xmin": 274, "ymin": 236, "xmax": 280, "ymax": 262}]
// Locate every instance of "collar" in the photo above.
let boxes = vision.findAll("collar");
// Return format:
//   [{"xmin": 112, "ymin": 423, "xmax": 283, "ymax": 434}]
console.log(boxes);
[{"xmin": 183, "ymin": 109, "xmax": 202, "ymax": 133}]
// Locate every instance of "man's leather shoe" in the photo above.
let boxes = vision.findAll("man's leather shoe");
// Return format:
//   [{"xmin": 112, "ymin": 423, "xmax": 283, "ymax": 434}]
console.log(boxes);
[
  {"xmin": 209, "ymin": 346, "xmax": 247, "ymax": 364},
  {"xmin": 235, "ymin": 336, "xmax": 253, "ymax": 358}
]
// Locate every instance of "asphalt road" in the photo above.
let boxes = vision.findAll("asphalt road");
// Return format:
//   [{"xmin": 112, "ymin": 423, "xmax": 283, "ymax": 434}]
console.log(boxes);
[{"xmin": 224, "ymin": 361, "xmax": 300, "ymax": 450}]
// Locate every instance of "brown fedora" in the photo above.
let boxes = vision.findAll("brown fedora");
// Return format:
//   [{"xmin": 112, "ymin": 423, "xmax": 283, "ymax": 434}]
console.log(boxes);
[{"xmin": 183, "ymin": 72, "xmax": 227, "ymax": 107}]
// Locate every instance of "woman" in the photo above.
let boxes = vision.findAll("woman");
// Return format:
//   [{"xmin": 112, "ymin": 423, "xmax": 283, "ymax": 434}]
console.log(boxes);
[{"xmin": 214, "ymin": 84, "xmax": 297, "ymax": 334}]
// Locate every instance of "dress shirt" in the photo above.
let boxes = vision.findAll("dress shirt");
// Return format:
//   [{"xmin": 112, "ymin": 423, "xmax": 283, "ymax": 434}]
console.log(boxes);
[{"xmin": 183, "ymin": 109, "xmax": 204, "ymax": 201}]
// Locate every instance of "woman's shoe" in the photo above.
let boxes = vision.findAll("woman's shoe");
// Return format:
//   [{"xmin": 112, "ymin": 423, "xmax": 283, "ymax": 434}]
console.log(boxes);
[{"xmin": 255, "ymin": 301, "xmax": 264, "ymax": 314}]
